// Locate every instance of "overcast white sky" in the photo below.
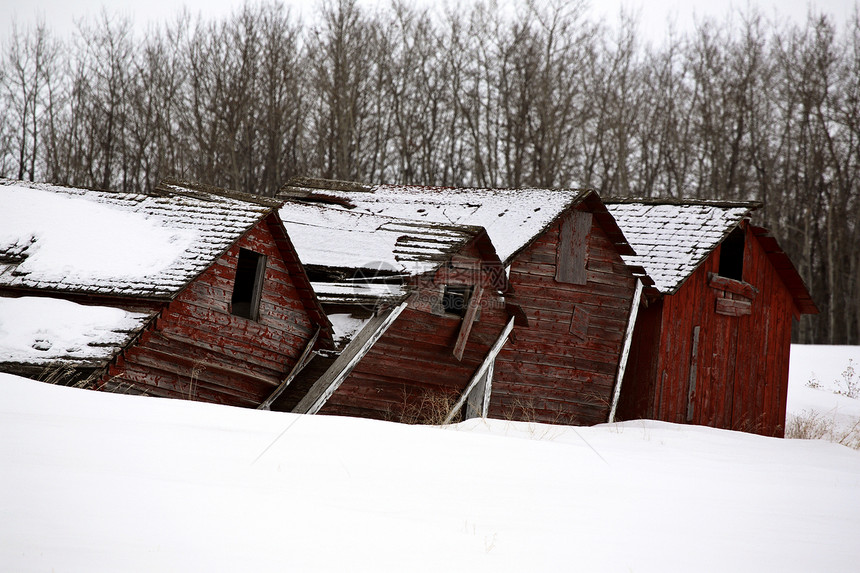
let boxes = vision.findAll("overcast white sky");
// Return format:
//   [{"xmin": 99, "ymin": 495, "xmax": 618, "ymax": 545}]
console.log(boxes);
[{"xmin": 0, "ymin": 0, "xmax": 856, "ymax": 44}]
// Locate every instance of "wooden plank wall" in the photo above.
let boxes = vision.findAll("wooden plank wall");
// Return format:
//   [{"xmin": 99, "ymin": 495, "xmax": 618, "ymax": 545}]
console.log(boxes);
[
  {"xmin": 102, "ymin": 220, "xmax": 316, "ymax": 407},
  {"xmin": 617, "ymin": 223, "xmax": 798, "ymax": 436},
  {"xmin": 319, "ymin": 243, "xmax": 511, "ymax": 423},
  {"xmin": 491, "ymin": 207, "xmax": 637, "ymax": 426}
]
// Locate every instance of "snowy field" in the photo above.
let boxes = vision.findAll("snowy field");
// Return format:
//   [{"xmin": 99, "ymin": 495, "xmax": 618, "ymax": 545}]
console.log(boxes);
[
  {"xmin": 1, "ymin": 345, "xmax": 859, "ymax": 572},
  {"xmin": 787, "ymin": 344, "xmax": 860, "ymax": 444}
]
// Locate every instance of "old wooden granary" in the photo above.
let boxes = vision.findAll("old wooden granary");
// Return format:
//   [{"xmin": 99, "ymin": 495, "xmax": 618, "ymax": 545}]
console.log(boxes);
[
  {"xmin": 0, "ymin": 179, "xmax": 331, "ymax": 407},
  {"xmin": 272, "ymin": 199, "xmax": 517, "ymax": 422},
  {"xmin": 606, "ymin": 199, "xmax": 818, "ymax": 436},
  {"xmin": 279, "ymin": 178, "xmax": 646, "ymax": 426}
]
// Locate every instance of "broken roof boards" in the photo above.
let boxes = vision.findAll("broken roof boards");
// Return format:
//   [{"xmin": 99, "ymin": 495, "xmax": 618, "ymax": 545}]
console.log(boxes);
[
  {"xmin": 279, "ymin": 198, "xmax": 497, "ymax": 278},
  {"xmin": 276, "ymin": 199, "xmax": 514, "ymax": 422},
  {"xmin": 0, "ymin": 179, "xmax": 331, "ymax": 406},
  {"xmin": 606, "ymin": 199, "xmax": 818, "ymax": 436}
]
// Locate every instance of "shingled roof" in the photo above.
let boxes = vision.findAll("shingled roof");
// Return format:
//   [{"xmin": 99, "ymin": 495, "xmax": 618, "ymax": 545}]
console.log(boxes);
[
  {"xmin": 0, "ymin": 179, "xmax": 282, "ymax": 299},
  {"xmin": 605, "ymin": 199, "xmax": 758, "ymax": 294},
  {"xmin": 604, "ymin": 199, "xmax": 816, "ymax": 314},
  {"xmin": 279, "ymin": 178, "xmax": 634, "ymax": 265}
]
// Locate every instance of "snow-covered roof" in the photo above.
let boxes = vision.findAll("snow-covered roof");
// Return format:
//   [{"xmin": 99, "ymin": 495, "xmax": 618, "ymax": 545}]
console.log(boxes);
[
  {"xmin": 279, "ymin": 179, "xmax": 599, "ymax": 265},
  {"xmin": 605, "ymin": 200, "xmax": 756, "ymax": 294},
  {"xmin": 280, "ymin": 200, "xmax": 488, "ymax": 277},
  {"xmin": 0, "ymin": 179, "xmax": 280, "ymax": 299},
  {"xmin": 0, "ymin": 296, "xmax": 152, "ymax": 369}
]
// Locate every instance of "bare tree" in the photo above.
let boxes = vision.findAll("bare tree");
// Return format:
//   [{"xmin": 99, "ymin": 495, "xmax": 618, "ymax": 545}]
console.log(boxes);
[
  {"xmin": 1, "ymin": 20, "xmax": 58, "ymax": 181},
  {"xmin": 308, "ymin": 0, "xmax": 379, "ymax": 180},
  {"xmin": 2, "ymin": 0, "xmax": 858, "ymax": 342}
]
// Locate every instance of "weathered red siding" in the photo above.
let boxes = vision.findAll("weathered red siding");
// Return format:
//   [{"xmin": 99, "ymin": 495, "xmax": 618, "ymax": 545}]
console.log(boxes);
[
  {"xmin": 490, "ymin": 207, "xmax": 638, "ymax": 425},
  {"xmin": 616, "ymin": 222, "xmax": 800, "ymax": 436},
  {"xmin": 103, "ymin": 219, "xmax": 317, "ymax": 406}
]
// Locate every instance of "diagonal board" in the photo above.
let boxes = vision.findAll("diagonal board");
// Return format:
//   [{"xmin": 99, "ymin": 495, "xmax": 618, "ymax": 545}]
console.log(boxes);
[
  {"xmin": 257, "ymin": 327, "xmax": 320, "ymax": 411},
  {"xmin": 444, "ymin": 316, "xmax": 516, "ymax": 424},
  {"xmin": 464, "ymin": 361, "xmax": 494, "ymax": 420},
  {"xmin": 293, "ymin": 302, "xmax": 408, "ymax": 415},
  {"xmin": 608, "ymin": 278, "xmax": 643, "ymax": 423},
  {"xmin": 453, "ymin": 286, "xmax": 484, "ymax": 361}
]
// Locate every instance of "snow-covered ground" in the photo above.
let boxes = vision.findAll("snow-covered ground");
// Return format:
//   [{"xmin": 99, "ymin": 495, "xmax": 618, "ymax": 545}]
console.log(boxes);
[
  {"xmin": 1, "ymin": 345, "xmax": 859, "ymax": 572},
  {"xmin": 788, "ymin": 345, "xmax": 860, "ymax": 441}
]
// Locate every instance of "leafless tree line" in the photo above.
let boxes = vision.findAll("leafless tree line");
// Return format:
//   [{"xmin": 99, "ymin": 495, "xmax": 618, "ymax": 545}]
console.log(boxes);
[{"xmin": 1, "ymin": 0, "xmax": 858, "ymax": 344}]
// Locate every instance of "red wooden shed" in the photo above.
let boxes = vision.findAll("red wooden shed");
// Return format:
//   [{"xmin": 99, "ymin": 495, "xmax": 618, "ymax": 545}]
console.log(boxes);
[
  {"xmin": 279, "ymin": 179, "xmax": 647, "ymax": 426},
  {"xmin": 606, "ymin": 199, "xmax": 818, "ymax": 437},
  {"xmin": 273, "ymin": 199, "xmax": 516, "ymax": 423},
  {"xmin": 490, "ymin": 192, "xmax": 643, "ymax": 426},
  {"xmin": 0, "ymin": 178, "xmax": 332, "ymax": 407}
]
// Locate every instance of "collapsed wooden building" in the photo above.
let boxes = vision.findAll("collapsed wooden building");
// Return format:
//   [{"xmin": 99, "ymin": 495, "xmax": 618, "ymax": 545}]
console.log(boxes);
[
  {"xmin": 278, "ymin": 179, "xmax": 646, "ymax": 425},
  {"xmin": 272, "ymin": 200, "xmax": 517, "ymax": 422},
  {"xmin": 605, "ymin": 199, "xmax": 818, "ymax": 436},
  {"xmin": 0, "ymin": 179, "xmax": 332, "ymax": 407}
]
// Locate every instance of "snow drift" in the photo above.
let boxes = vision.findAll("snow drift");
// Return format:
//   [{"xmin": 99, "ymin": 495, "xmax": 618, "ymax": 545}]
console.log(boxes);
[{"xmin": 2, "ymin": 344, "xmax": 860, "ymax": 572}]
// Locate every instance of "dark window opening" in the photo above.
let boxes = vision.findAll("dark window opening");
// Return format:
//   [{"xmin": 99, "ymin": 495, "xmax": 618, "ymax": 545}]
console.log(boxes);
[
  {"xmin": 231, "ymin": 248, "xmax": 267, "ymax": 320},
  {"xmin": 718, "ymin": 227, "xmax": 745, "ymax": 281},
  {"xmin": 442, "ymin": 285, "xmax": 471, "ymax": 317}
]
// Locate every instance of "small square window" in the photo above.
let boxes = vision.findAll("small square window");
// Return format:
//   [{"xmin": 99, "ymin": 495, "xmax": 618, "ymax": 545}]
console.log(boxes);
[
  {"xmin": 442, "ymin": 285, "xmax": 471, "ymax": 317},
  {"xmin": 231, "ymin": 248, "xmax": 266, "ymax": 321}
]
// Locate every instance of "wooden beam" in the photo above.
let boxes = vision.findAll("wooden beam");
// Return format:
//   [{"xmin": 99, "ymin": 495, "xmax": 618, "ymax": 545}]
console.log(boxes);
[
  {"xmin": 686, "ymin": 325, "xmax": 701, "ymax": 422},
  {"xmin": 608, "ymin": 278, "xmax": 643, "ymax": 423},
  {"xmin": 453, "ymin": 286, "xmax": 484, "ymax": 361},
  {"xmin": 481, "ymin": 361, "xmax": 494, "ymax": 418},
  {"xmin": 444, "ymin": 317, "xmax": 515, "ymax": 424},
  {"xmin": 463, "ymin": 362, "xmax": 487, "ymax": 420},
  {"xmin": 464, "ymin": 361, "xmax": 494, "ymax": 420},
  {"xmin": 257, "ymin": 327, "xmax": 319, "ymax": 410},
  {"xmin": 293, "ymin": 302, "xmax": 407, "ymax": 415}
]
